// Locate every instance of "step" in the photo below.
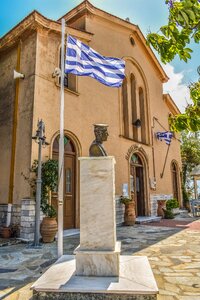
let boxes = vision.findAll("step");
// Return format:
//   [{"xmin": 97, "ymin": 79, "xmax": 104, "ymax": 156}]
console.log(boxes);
[{"xmin": 136, "ymin": 216, "xmax": 161, "ymax": 224}]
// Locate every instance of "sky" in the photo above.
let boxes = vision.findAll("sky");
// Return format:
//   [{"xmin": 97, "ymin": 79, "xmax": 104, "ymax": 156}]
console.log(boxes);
[{"xmin": 0, "ymin": 0, "xmax": 199, "ymax": 112}]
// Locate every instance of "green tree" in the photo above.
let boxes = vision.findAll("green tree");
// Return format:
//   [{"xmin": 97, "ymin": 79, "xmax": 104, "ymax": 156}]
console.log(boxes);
[
  {"xmin": 181, "ymin": 131, "xmax": 200, "ymax": 203},
  {"xmin": 147, "ymin": 0, "xmax": 200, "ymax": 64},
  {"xmin": 169, "ymin": 81, "xmax": 200, "ymax": 132},
  {"xmin": 147, "ymin": 0, "xmax": 200, "ymax": 132}
]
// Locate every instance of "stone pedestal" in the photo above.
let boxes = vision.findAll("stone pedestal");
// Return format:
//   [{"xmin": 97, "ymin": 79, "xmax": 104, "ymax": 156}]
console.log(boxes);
[
  {"xmin": 32, "ymin": 255, "xmax": 158, "ymax": 300},
  {"xmin": 76, "ymin": 157, "xmax": 120, "ymax": 276},
  {"xmin": 32, "ymin": 156, "xmax": 158, "ymax": 299}
]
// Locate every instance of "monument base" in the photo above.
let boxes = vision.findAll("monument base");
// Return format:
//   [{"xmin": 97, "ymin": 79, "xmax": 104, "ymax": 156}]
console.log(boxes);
[
  {"xmin": 75, "ymin": 241, "xmax": 121, "ymax": 276},
  {"xmin": 32, "ymin": 255, "xmax": 158, "ymax": 300}
]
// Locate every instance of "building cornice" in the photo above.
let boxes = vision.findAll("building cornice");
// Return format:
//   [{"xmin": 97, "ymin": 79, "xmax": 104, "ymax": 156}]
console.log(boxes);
[
  {"xmin": 0, "ymin": 10, "xmax": 93, "ymax": 53},
  {"xmin": 59, "ymin": 0, "xmax": 168, "ymax": 83},
  {"xmin": 163, "ymin": 94, "xmax": 181, "ymax": 115}
]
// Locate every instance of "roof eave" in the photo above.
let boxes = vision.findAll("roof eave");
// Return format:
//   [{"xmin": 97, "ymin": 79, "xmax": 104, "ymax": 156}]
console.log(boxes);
[{"xmin": 59, "ymin": 0, "xmax": 168, "ymax": 83}]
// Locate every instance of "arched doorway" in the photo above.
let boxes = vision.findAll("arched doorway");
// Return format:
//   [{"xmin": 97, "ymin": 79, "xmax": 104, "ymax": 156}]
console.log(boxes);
[
  {"xmin": 52, "ymin": 135, "xmax": 76, "ymax": 229},
  {"xmin": 130, "ymin": 153, "xmax": 145, "ymax": 216},
  {"xmin": 171, "ymin": 161, "xmax": 179, "ymax": 203}
]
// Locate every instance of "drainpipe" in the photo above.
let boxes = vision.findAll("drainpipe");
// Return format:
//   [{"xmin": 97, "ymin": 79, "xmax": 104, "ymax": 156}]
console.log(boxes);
[{"xmin": 8, "ymin": 41, "xmax": 21, "ymax": 206}]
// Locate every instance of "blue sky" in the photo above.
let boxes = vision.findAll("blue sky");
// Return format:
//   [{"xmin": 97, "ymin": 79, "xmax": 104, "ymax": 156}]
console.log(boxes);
[{"xmin": 0, "ymin": 0, "xmax": 199, "ymax": 111}]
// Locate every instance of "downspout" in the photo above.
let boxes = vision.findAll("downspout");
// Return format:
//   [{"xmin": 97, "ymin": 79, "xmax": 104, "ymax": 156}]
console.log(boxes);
[{"xmin": 8, "ymin": 41, "xmax": 22, "ymax": 224}]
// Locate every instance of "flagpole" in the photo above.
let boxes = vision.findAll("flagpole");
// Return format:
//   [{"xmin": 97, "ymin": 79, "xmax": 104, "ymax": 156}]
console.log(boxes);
[
  {"xmin": 58, "ymin": 18, "xmax": 65, "ymax": 258},
  {"xmin": 160, "ymin": 144, "xmax": 170, "ymax": 178}
]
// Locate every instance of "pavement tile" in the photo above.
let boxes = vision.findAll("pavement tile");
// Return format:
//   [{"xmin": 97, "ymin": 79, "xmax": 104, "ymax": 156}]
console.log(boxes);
[{"xmin": 0, "ymin": 211, "xmax": 199, "ymax": 299}]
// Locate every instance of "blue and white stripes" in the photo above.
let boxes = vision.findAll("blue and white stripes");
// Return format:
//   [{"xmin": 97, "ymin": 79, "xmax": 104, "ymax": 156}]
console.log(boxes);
[
  {"xmin": 156, "ymin": 131, "xmax": 173, "ymax": 145},
  {"xmin": 65, "ymin": 35, "xmax": 125, "ymax": 87}
]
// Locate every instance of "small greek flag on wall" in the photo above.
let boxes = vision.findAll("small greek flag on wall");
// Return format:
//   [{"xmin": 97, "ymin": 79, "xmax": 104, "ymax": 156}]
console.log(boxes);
[
  {"xmin": 156, "ymin": 131, "xmax": 173, "ymax": 145},
  {"xmin": 65, "ymin": 35, "xmax": 125, "ymax": 87}
]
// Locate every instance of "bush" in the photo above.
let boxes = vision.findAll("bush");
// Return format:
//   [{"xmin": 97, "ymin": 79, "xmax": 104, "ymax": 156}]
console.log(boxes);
[
  {"xmin": 166, "ymin": 198, "xmax": 179, "ymax": 211},
  {"xmin": 163, "ymin": 209, "xmax": 174, "ymax": 219}
]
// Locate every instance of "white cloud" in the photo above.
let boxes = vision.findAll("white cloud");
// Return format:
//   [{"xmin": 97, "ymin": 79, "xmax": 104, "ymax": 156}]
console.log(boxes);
[{"xmin": 162, "ymin": 64, "xmax": 191, "ymax": 113}]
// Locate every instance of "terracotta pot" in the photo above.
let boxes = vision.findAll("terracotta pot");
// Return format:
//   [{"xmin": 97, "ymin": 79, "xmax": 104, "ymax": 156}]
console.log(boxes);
[
  {"xmin": 1, "ymin": 227, "xmax": 11, "ymax": 238},
  {"xmin": 157, "ymin": 200, "xmax": 167, "ymax": 218},
  {"xmin": 124, "ymin": 201, "xmax": 136, "ymax": 226},
  {"xmin": 40, "ymin": 217, "xmax": 58, "ymax": 243}
]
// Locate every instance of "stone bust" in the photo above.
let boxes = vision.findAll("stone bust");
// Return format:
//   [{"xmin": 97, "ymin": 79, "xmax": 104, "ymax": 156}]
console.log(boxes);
[{"xmin": 89, "ymin": 124, "xmax": 109, "ymax": 157}]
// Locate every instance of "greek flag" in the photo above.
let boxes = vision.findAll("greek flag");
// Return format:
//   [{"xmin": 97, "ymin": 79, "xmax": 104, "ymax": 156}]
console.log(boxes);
[
  {"xmin": 156, "ymin": 131, "xmax": 173, "ymax": 145},
  {"xmin": 65, "ymin": 35, "xmax": 125, "ymax": 87}
]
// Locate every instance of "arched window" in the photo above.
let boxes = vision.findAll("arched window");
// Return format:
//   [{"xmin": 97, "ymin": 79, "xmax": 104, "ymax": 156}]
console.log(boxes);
[
  {"xmin": 53, "ymin": 135, "xmax": 75, "ymax": 154},
  {"xmin": 59, "ymin": 48, "xmax": 77, "ymax": 92},
  {"xmin": 171, "ymin": 161, "xmax": 179, "ymax": 201},
  {"xmin": 121, "ymin": 60, "xmax": 149, "ymax": 144},
  {"xmin": 139, "ymin": 87, "xmax": 147, "ymax": 144},
  {"xmin": 122, "ymin": 77, "xmax": 129, "ymax": 138},
  {"xmin": 131, "ymin": 74, "xmax": 138, "ymax": 141},
  {"xmin": 130, "ymin": 153, "xmax": 145, "ymax": 216}
]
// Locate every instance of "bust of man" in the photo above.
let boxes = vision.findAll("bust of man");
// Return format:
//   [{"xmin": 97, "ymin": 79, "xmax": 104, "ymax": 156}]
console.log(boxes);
[{"xmin": 89, "ymin": 124, "xmax": 109, "ymax": 157}]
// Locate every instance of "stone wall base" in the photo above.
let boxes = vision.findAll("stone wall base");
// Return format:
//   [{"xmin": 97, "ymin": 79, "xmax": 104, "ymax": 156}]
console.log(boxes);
[
  {"xmin": 33, "ymin": 291, "xmax": 156, "ymax": 300},
  {"xmin": 115, "ymin": 196, "xmax": 124, "ymax": 225}
]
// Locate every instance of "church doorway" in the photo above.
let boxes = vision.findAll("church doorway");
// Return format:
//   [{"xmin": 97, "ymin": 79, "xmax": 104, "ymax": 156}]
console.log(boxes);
[
  {"xmin": 52, "ymin": 135, "xmax": 76, "ymax": 229},
  {"xmin": 130, "ymin": 153, "xmax": 146, "ymax": 216}
]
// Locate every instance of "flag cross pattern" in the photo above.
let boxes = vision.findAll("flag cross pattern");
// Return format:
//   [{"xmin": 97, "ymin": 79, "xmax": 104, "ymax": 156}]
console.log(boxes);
[
  {"xmin": 156, "ymin": 131, "xmax": 173, "ymax": 145},
  {"xmin": 65, "ymin": 35, "xmax": 125, "ymax": 87}
]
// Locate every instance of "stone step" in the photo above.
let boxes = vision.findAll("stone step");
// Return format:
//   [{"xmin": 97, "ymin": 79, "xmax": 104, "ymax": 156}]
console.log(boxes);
[{"xmin": 136, "ymin": 216, "xmax": 161, "ymax": 224}]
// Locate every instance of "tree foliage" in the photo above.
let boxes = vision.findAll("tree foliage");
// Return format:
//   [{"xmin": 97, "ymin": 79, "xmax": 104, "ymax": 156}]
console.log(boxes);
[
  {"xmin": 181, "ymin": 131, "xmax": 200, "ymax": 201},
  {"xmin": 26, "ymin": 159, "xmax": 58, "ymax": 217},
  {"xmin": 147, "ymin": 0, "xmax": 200, "ymax": 63},
  {"xmin": 169, "ymin": 81, "xmax": 200, "ymax": 131},
  {"xmin": 147, "ymin": 0, "xmax": 200, "ymax": 132}
]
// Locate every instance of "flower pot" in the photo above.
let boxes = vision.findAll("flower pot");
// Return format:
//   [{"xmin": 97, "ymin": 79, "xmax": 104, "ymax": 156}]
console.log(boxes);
[
  {"xmin": 157, "ymin": 200, "xmax": 167, "ymax": 218},
  {"xmin": 124, "ymin": 201, "xmax": 136, "ymax": 226},
  {"xmin": 1, "ymin": 227, "xmax": 11, "ymax": 238},
  {"xmin": 40, "ymin": 217, "xmax": 58, "ymax": 243}
]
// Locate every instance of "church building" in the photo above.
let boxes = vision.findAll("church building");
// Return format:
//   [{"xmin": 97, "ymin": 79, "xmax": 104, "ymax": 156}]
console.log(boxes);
[{"xmin": 0, "ymin": 1, "xmax": 182, "ymax": 239}]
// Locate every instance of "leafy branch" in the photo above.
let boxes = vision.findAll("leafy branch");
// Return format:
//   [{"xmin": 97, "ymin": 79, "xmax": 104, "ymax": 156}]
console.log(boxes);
[{"xmin": 147, "ymin": 0, "xmax": 200, "ymax": 63}]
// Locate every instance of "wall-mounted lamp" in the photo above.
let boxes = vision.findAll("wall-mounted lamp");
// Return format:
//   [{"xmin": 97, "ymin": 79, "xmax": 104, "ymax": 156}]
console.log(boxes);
[
  {"xmin": 52, "ymin": 67, "xmax": 61, "ymax": 78},
  {"xmin": 133, "ymin": 119, "xmax": 141, "ymax": 128},
  {"xmin": 14, "ymin": 70, "xmax": 25, "ymax": 80}
]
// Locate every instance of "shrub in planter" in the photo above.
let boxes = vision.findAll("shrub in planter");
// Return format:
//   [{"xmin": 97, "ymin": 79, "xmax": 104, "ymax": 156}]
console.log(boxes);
[
  {"xmin": 163, "ymin": 208, "xmax": 174, "ymax": 219},
  {"xmin": 166, "ymin": 198, "xmax": 179, "ymax": 210},
  {"xmin": 23, "ymin": 159, "xmax": 58, "ymax": 242}
]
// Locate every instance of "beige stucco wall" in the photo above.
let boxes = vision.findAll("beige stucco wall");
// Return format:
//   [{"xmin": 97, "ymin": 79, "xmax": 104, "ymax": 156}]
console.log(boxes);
[
  {"xmin": 30, "ymin": 13, "xmax": 182, "ymax": 206},
  {"xmin": 0, "ymin": 8, "xmax": 182, "ymax": 208},
  {"xmin": 0, "ymin": 32, "xmax": 37, "ymax": 204},
  {"xmin": 0, "ymin": 47, "xmax": 16, "ymax": 203}
]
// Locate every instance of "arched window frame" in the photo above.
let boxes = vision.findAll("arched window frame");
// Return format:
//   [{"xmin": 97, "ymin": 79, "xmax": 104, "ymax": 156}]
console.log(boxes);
[
  {"xmin": 171, "ymin": 160, "xmax": 180, "ymax": 203},
  {"xmin": 122, "ymin": 77, "xmax": 129, "ymax": 138},
  {"xmin": 121, "ymin": 58, "xmax": 150, "ymax": 145},
  {"xmin": 139, "ymin": 87, "xmax": 147, "ymax": 144},
  {"xmin": 130, "ymin": 73, "xmax": 138, "ymax": 141}
]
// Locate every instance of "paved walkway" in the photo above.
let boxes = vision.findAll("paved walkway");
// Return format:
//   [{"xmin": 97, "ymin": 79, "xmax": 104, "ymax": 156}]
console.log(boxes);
[{"xmin": 0, "ymin": 211, "xmax": 200, "ymax": 299}]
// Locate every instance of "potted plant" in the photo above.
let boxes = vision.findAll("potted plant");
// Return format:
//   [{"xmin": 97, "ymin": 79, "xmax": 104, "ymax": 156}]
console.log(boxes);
[
  {"xmin": 23, "ymin": 159, "xmax": 58, "ymax": 243},
  {"xmin": 40, "ymin": 203, "xmax": 57, "ymax": 243},
  {"xmin": 163, "ymin": 198, "xmax": 179, "ymax": 219},
  {"xmin": 166, "ymin": 198, "xmax": 179, "ymax": 214},
  {"xmin": 120, "ymin": 195, "xmax": 136, "ymax": 226},
  {"xmin": 1, "ymin": 226, "xmax": 11, "ymax": 238}
]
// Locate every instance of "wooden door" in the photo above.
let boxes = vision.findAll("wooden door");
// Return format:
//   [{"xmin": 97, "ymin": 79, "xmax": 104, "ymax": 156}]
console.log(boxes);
[
  {"xmin": 130, "ymin": 153, "xmax": 145, "ymax": 217},
  {"xmin": 52, "ymin": 136, "xmax": 76, "ymax": 229},
  {"xmin": 136, "ymin": 166, "xmax": 145, "ymax": 216},
  {"xmin": 63, "ymin": 154, "xmax": 75, "ymax": 229}
]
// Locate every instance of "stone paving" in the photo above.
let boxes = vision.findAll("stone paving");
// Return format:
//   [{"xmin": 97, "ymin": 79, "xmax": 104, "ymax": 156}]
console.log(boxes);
[{"xmin": 0, "ymin": 211, "xmax": 200, "ymax": 299}]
